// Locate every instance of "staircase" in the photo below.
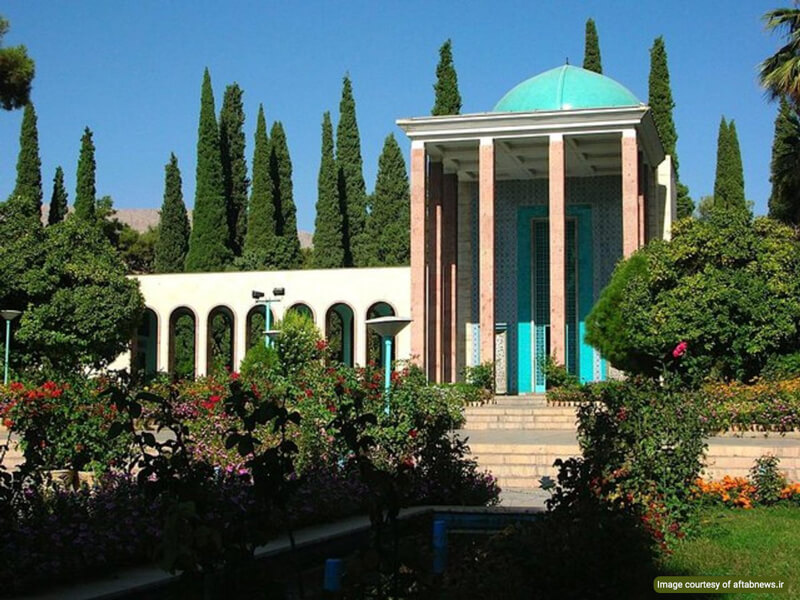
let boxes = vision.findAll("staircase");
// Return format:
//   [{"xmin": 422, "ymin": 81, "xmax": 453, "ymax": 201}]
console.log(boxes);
[
  {"xmin": 463, "ymin": 395, "xmax": 578, "ymax": 430},
  {"xmin": 0, "ymin": 427, "xmax": 24, "ymax": 471},
  {"xmin": 460, "ymin": 396, "xmax": 800, "ymax": 492}
]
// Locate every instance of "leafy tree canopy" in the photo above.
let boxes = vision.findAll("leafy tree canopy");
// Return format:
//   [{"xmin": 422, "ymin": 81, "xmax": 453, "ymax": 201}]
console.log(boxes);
[
  {"xmin": 587, "ymin": 206, "xmax": 800, "ymax": 384},
  {"xmin": 0, "ymin": 16, "xmax": 35, "ymax": 110},
  {"xmin": 0, "ymin": 198, "xmax": 144, "ymax": 373}
]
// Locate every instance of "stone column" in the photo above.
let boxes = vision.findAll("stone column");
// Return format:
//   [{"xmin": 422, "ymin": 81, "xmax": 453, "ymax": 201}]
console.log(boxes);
[
  {"xmin": 622, "ymin": 129, "xmax": 639, "ymax": 257},
  {"xmin": 409, "ymin": 141, "xmax": 427, "ymax": 369},
  {"xmin": 196, "ymin": 310, "xmax": 208, "ymax": 377},
  {"xmin": 234, "ymin": 308, "xmax": 248, "ymax": 372},
  {"xmin": 478, "ymin": 138, "xmax": 495, "ymax": 364},
  {"xmin": 158, "ymin": 313, "xmax": 170, "ymax": 373},
  {"xmin": 442, "ymin": 173, "xmax": 458, "ymax": 383},
  {"xmin": 549, "ymin": 133, "xmax": 566, "ymax": 365},
  {"xmin": 428, "ymin": 161, "xmax": 443, "ymax": 382}
]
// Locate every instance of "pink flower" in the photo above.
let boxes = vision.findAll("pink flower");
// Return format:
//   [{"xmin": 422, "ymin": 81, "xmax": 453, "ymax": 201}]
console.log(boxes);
[{"xmin": 672, "ymin": 341, "xmax": 688, "ymax": 359}]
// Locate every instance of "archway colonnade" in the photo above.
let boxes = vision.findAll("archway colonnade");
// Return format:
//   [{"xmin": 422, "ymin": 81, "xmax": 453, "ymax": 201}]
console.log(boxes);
[{"xmin": 118, "ymin": 267, "xmax": 411, "ymax": 378}]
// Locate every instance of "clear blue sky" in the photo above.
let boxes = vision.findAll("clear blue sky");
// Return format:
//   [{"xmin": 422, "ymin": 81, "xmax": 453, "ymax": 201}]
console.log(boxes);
[{"xmin": 0, "ymin": 1, "xmax": 786, "ymax": 231}]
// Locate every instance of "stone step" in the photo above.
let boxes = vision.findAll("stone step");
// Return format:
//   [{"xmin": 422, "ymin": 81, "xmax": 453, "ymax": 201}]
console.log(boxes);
[
  {"xmin": 466, "ymin": 422, "xmax": 578, "ymax": 431},
  {"xmin": 464, "ymin": 407, "xmax": 577, "ymax": 417},
  {"xmin": 465, "ymin": 414, "xmax": 576, "ymax": 423}
]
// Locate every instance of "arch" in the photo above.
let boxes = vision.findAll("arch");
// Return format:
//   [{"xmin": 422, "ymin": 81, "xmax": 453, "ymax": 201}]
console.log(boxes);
[
  {"xmin": 169, "ymin": 306, "xmax": 197, "ymax": 380},
  {"xmin": 246, "ymin": 305, "xmax": 276, "ymax": 350},
  {"xmin": 287, "ymin": 302, "xmax": 315, "ymax": 322},
  {"xmin": 366, "ymin": 301, "xmax": 397, "ymax": 367},
  {"xmin": 134, "ymin": 308, "xmax": 159, "ymax": 378},
  {"xmin": 207, "ymin": 305, "xmax": 235, "ymax": 374},
  {"xmin": 325, "ymin": 302, "xmax": 355, "ymax": 367}
]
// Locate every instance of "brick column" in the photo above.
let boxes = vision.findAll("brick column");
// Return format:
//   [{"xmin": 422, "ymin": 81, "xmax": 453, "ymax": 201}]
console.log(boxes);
[
  {"xmin": 622, "ymin": 130, "xmax": 639, "ymax": 257},
  {"xmin": 409, "ymin": 141, "xmax": 427, "ymax": 368},
  {"xmin": 428, "ymin": 161, "xmax": 443, "ymax": 381},
  {"xmin": 442, "ymin": 173, "xmax": 458, "ymax": 383},
  {"xmin": 549, "ymin": 133, "xmax": 566, "ymax": 365},
  {"xmin": 478, "ymin": 138, "xmax": 495, "ymax": 364}
]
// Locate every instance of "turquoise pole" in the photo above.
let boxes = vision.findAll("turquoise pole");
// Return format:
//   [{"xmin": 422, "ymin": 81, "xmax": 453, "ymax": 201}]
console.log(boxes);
[
  {"xmin": 4, "ymin": 319, "xmax": 10, "ymax": 385},
  {"xmin": 264, "ymin": 301, "xmax": 271, "ymax": 348},
  {"xmin": 383, "ymin": 335, "xmax": 392, "ymax": 414}
]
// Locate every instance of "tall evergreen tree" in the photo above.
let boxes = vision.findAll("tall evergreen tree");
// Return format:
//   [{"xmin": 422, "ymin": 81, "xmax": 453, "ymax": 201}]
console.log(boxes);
[
  {"xmin": 12, "ymin": 102, "xmax": 42, "ymax": 217},
  {"xmin": 337, "ymin": 75, "xmax": 368, "ymax": 266},
  {"xmin": 185, "ymin": 68, "xmax": 232, "ymax": 272},
  {"xmin": 154, "ymin": 153, "xmax": 190, "ymax": 273},
  {"xmin": 367, "ymin": 134, "xmax": 410, "ymax": 266},
  {"xmin": 583, "ymin": 19, "xmax": 602, "ymax": 74},
  {"xmin": 269, "ymin": 121, "xmax": 301, "ymax": 269},
  {"xmin": 219, "ymin": 83, "xmax": 249, "ymax": 257},
  {"xmin": 74, "ymin": 126, "xmax": 96, "ymax": 220},
  {"xmin": 0, "ymin": 16, "xmax": 35, "ymax": 111},
  {"xmin": 648, "ymin": 36, "xmax": 694, "ymax": 218},
  {"xmin": 48, "ymin": 166, "xmax": 67, "ymax": 225},
  {"xmin": 242, "ymin": 104, "xmax": 277, "ymax": 269},
  {"xmin": 312, "ymin": 111, "xmax": 345, "ymax": 268},
  {"xmin": 432, "ymin": 39, "xmax": 462, "ymax": 115},
  {"xmin": 713, "ymin": 117, "xmax": 746, "ymax": 210},
  {"xmin": 768, "ymin": 97, "xmax": 800, "ymax": 224}
]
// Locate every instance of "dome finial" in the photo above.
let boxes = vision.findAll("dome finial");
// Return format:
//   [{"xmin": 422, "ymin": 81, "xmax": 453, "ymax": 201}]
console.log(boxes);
[{"xmin": 566, "ymin": 57, "xmax": 570, "ymax": 65}]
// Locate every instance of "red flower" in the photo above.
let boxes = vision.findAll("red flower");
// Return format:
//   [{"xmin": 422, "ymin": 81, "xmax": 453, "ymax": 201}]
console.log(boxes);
[
  {"xmin": 230, "ymin": 371, "xmax": 240, "ymax": 380},
  {"xmin": 672, "ymin": 341, "xmax": 688, "ymax": 359},
  {"xmin": 316, "ymin": 339, "xmax": 328, "ymax": 351},
  {"xmin": 409, "ymin": 429, "xmax": 418, "ymax": 439},
  {"xmin": 327, "ymin": 403, "xmax": 337, "ymax": 413},
  {"xmin": 304, "ymin": 388, "xmax": 313, "ymax": 398},
  {"xmin": 201, "ymin": 394, "xmax": 222, "ymax": 411}
]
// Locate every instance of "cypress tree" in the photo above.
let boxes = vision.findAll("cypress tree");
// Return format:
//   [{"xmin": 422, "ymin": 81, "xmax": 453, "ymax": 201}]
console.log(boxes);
[
  {"xmin": 337, "ymin": 75, "xmax": 368, "ymax": 266},
  {"xmin": 269, "ymin": 121, "xmax": 301, "ymax": 269},
  {"xmin": 583, "ymin": 19, "xmax": 602, "ymax": 74},
  {"xmin": 713, "ymin": 117, "xmax": 746, "ymax": 210},
  {"xmin": 219, "ymin": 83, "xmax": 249, "ymax": 257},
  {"xmin": 367, "ymin": 134, "xmax": 410, "ymax": 266},
  {"xmin": 242, "ymin": 104, "xmax": 277, "ymax": 269},
  {"xmin": 154, "ymin": 153, "xmax": 190, "ymax": 273},
  {"xmin": 768, "ymin": 98, "xmax": 800, "ymax": 225},
  {"xmin": 312, "ymin": 111, "xmax": 345, "ymax": 268},
  {"xmin": 12, "ymin": 102, "xmax": 42, "ymax": 217},
  {"xmin": 48, "ymin": 166, "xmax": 67, "ymax": 225},
  {"xmin": 432, "ymin": 39, "xmax": 462, "ymax": 115},
  {"xmin": 185, "ymin": 68, "xmax": 232, "ymax": 272},
  {"xmin": 74, "ymin": 126, "xmax": 96, "ymax": 220},
  {"xmin": 648, "ymin": 36, "xmax": 694, "ymax": 218}
]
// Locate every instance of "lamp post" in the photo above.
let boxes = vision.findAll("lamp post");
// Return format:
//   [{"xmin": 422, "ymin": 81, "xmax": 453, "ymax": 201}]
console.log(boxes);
[
  {"xmin": 252, "ymin": 288, "xmax": 285, "ymax": 348},
  {"xmin": 1, "ymin": 310, "xmax": 22, "ymax": 385},
  {"xmin": 365, "ymin": 316, "xmax": 411, "ymax": 414}
]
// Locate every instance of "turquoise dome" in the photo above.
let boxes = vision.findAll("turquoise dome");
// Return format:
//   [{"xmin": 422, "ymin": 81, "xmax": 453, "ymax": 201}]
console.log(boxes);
[{"xmin": 493, "ymin": 65, "xmax": 641, "ymax": 112}]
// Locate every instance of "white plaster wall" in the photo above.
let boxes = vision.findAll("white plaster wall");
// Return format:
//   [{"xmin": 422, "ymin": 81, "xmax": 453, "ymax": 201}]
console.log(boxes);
[{"xmin": 111, "ymin": 267, "xmax": 412, "ymax": 376}]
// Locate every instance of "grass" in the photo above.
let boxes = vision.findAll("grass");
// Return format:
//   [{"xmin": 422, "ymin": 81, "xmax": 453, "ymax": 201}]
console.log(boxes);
[{"xmin": 661, "ymin": 506, "xmax": 800, "ymax": 599}]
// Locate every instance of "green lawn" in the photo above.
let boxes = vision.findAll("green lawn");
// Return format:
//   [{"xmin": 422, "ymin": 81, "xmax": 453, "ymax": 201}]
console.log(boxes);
[{"xmin": 661, "ymin": 506, "xmax": 800, "ymax": 599}]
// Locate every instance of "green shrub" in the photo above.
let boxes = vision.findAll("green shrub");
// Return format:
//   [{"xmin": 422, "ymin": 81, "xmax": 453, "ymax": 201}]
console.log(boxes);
[
  {"xmin": 750, "ymin": 455, "xmax": 787, "ymax": 505},
  {"xmin": 762, "ymin": 351, "xmax": 800, "ymax": 380},
  {"xmin": 546, "ymin": 377, "xmax": 708, "ymax": 548},
  {"xmin": 463, "ymin": 362, "xmax": 494, "ymax": 393},
  {"xmin": 275, "ymin": 309, "xmax": 323, "ymax": 375},
  {"xmin": 239, "ymin": 343, "xmax": 279, "ymax": 380},
  {"xmin": 540, "ymin": 355, "xmax": 580, "ymax": 390},
  {"xmin": 587, "ymin": 206, "xmax": 800, "ymax": 385}
]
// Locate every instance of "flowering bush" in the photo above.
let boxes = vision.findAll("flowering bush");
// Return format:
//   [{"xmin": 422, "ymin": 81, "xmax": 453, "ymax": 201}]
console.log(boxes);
[
  {"xmin": 1, "ymin": 378, "xmax": 130, "ymax": 473},
  {"xmin": 545, "ymin": 377, "xmax": 708, "ymax": 550},
  {"xmin": 693, "ymin": 377, "xmax": 800, "ymax": 432}
]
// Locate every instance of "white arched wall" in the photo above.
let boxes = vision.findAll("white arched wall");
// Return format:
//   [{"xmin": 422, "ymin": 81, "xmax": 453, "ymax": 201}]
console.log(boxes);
[{"xmin": 111, "ymin": 267, "xmax": 411, "ymax": 377}]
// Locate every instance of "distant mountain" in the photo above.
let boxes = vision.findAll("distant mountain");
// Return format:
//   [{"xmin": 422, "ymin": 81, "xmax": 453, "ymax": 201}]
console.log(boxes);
[{"xmin": 40, "ymin": 206, "xmax": 313, "ymax": 248}]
